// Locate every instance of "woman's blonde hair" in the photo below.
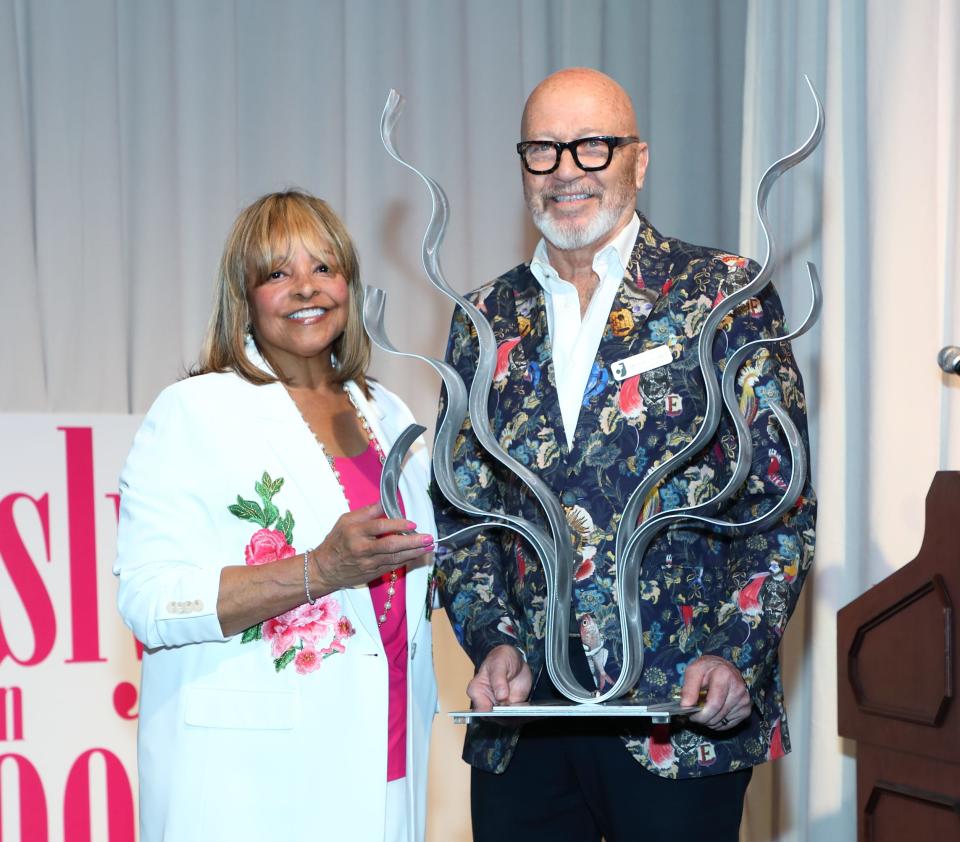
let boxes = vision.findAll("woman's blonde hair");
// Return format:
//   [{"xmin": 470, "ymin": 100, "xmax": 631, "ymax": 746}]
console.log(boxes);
[{"xmin": 196, "ymin": 190, "xmax": 370, "ymax": 393}]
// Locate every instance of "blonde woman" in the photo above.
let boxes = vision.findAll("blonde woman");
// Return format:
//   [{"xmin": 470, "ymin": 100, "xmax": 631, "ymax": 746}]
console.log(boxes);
[{"xmin": 115, "ymin": 191, "xmax": 437, "ymax": 841}]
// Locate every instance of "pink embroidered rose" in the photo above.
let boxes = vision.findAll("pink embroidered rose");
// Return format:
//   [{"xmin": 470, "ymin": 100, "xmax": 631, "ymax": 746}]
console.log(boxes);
[
  {"xmin": 231, "ymin": 472, "xmax": 355, "ymax": 674},
  {"xmin": 245, "ymin": 528, "xmax": 296, "ymax": 566},
  {"xmin": 263, "ymin": 596, "xmax": 341, "ymax": 658},
  {"xmin": 294, "ymin": 648, "xmax": 322, "ymax": 675},
  {"xmin": 319, "ymin": 639, "xmax": 346, "ymax": 657}
]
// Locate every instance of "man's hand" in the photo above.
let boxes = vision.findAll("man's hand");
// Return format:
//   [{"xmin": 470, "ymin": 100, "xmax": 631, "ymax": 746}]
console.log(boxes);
[
  {"xmin": 467, "ymin": 644, "xmax": 533, "ymax": 712},
  {"xmin": 681, "ymin": 655, "xmax": 752, "ymax": 730}
]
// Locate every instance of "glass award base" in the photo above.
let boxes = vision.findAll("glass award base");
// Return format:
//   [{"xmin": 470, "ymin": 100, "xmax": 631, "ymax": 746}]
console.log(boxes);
[{"xmin": 450, "ymin": 699, "xmax": 700, "ymax": 725}]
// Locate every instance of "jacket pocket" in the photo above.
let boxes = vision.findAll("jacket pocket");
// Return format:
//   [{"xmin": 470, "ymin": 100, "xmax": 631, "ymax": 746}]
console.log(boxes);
[{"xmin": 183, "ymin": 686, "xmax": 300, "ymax": 730}]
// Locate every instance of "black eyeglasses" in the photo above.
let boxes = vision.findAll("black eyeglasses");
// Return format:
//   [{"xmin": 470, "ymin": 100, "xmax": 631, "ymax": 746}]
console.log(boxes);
[{"xmin": 516, "ymin": 135, "xmax": 640, "ymax": 174}]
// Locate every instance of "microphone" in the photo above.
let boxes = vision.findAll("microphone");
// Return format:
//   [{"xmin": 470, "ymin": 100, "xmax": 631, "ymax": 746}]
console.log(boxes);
[{"xmin": 938, "ymin": 345, "xmax": 960, "ymax": 374}]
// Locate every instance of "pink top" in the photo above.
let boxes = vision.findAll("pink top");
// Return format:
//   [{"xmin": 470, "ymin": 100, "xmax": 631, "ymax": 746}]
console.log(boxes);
[{"xmin": 333, "ymin": 442, "xmax": 407, "ymax": 782}]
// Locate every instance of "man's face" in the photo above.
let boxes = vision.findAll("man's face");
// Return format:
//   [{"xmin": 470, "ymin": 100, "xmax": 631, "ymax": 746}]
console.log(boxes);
[{"xmin": 521, "ymin": 84, "xmax": 647, "ymax": 253}]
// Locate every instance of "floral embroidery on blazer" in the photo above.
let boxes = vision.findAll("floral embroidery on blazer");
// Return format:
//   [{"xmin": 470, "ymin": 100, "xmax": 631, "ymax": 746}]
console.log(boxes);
[
  {"xmin": 433, "ymin": 214, "xmax": 817, "ymax": 778},
  {"xmin": 230, "ymin": 472, "xmax": 355, "ymax": 673}
]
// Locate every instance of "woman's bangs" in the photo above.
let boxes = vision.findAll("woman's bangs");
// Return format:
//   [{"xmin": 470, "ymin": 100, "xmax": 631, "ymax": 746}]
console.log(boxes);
[{"xmin": 247, "ymin": 199, "xmax": 341, "ymax": 285}]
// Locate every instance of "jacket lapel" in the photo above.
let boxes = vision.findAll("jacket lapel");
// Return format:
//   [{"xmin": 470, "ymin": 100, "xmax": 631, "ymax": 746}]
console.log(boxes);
[
  {"xmin": 249, "ymin": 384, "xmax": 389, "ymax": 648},
  {"xmin": 509, "ymin": 273, "xmax": 567, "ymax": 460},
  {"xmin": 343, "ymin": 382, "xmax": 430, "ymax": 646},
  {"xmin": 569, "ymin": 215, "xmax": 673, "ymax": 453},
  {"xmin": 240, "ymin": 340, "xmax": 385, "ymax": 646}
]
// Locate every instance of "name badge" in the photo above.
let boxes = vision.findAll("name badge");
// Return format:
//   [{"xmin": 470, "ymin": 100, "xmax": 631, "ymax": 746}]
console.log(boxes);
[{"xmin": 610, "ymin": 345, "xmax": 673, "ymax": 381}]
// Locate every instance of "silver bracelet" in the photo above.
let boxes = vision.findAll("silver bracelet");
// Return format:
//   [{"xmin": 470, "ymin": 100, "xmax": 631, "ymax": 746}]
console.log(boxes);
[{"xmin": 303, "ymin": 548, "xmax": 316, "ymax": 605}]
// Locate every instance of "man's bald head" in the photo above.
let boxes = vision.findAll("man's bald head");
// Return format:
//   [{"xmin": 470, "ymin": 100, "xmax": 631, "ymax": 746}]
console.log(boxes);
[
  {"xmin": 518, "ymin": 68, "xmax": 648, "ymax": 258},
  {"xmin": 521, "ymin": 68, "xmax": 639, "ymax": 141}
]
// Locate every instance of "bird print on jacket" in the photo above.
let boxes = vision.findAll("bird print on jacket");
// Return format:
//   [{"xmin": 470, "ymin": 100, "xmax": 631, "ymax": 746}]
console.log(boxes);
[
  {"xmin": 579, "ymin": 612, "xmax": 614, "ymax": 691},
  {"xmin": 433, "ymin": 214, "xmax": 817, "ymax": 778}
]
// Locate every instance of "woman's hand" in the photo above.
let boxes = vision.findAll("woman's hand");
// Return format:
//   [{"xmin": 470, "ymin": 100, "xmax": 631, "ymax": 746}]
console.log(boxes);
[
  {"xmin": 217, "ymin": 502, "xmax": 433, "ymax": 637},
  {"xmin": 309, "ymin": 502, "xmax": 434, "ymax": 592}
]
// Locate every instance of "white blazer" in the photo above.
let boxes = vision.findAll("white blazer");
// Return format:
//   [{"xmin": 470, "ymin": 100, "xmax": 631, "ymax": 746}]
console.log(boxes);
[{"xmin": 114, "ymin": 359, "xmax": 437, "ymax": 842}]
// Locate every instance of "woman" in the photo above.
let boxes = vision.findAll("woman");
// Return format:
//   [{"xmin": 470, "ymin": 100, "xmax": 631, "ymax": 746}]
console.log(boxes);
[{"xmin": 114, "ymin": 190, "xmax": 437, "ymax": 841}]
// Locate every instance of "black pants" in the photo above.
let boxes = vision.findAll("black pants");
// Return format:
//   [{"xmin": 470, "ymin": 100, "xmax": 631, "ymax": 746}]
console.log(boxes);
[{"xmin": 471, "ymin": 642, "xmax": 752, "ymax": 841}]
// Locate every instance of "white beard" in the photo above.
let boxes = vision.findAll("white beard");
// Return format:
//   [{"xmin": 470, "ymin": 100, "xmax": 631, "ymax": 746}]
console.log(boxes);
[{"xmin": 531, "ymin": 201, "xmax": 626, "ymax": 251}]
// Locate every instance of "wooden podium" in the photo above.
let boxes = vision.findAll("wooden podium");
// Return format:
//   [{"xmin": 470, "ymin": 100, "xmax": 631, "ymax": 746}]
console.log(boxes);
[{"xmin": 837, "ymin": 472, "xmax": 960, "ymax": 840}]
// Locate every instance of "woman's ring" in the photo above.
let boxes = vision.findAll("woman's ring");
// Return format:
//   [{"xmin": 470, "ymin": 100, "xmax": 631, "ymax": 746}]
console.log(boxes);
[{"xmin": 719, "ymin": 716, "xmax": 730, "ymax": 726}]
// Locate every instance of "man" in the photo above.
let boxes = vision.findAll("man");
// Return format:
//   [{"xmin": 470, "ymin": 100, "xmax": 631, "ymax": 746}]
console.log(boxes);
[{"xmin": 434, "ymin": 67, "xmax": 815, "ymax": 841}]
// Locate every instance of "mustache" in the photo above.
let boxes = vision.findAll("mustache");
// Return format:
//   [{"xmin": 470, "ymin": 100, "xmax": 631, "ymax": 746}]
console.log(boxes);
[{"xmin": 543, "ymin": 187, "xmax": 601, "ymax": 200}]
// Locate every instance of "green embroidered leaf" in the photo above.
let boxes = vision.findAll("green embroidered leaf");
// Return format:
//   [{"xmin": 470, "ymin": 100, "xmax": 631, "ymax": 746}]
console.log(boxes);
[
  {"xmin": 240, "ymin": 623, "xmax": 263, "ymax": 644},
  {"xmin": 228, "ymin": 496, "xmax": 266, "ymax": 526},
  {"xmin": 263, "ymin": 500, "xmax": 279, "ymax": 528},
  {"xmin": 274, "ymin": 647, "xmax": 297, "ymax": 672},
  {"xmin": 276, "ymin": 511, "xmax": 295, "ymax": 545},
  {"xmin": 257, "ymin": 472, "xmax": 284, "ymax": 502},
  {"xmin": 254, "ymin": 479, "xmax": 268, "ymax": 501}
]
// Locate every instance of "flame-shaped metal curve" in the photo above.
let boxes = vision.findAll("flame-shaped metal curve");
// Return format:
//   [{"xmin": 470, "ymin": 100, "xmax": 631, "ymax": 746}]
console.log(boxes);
[
  {"xmin": 614, "ymin": 76, "xmax": 824, "ymax": 559},
  {"xmin": 373, "ymin": 79, "xmax": 824, "ymax": 704},
  {"xmin": 368, "ymin": 289, "xmax": 504, "ymax": 544},
  {"xmin": 592, "ymin": 77, "xmax": 824, "ymax": 702},
  {"xmin": 591, "ymin": 264, "xmax": 821, "ymax": 702},
  {"xmin": 375, "ymin": 91, "xmax": 592, "ymax": 700}
]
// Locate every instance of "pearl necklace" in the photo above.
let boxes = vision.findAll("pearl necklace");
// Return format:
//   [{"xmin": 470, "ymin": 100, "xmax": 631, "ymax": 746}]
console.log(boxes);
[{"xmin": 306, "ymin": 384, "xmax": 398, "ymax": 627}]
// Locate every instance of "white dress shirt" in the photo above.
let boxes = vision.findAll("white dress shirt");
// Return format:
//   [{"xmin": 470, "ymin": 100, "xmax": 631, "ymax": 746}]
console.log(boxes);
[{"xmin": 529, "ymin": 213, "xmax": 640, "ymax": 449}]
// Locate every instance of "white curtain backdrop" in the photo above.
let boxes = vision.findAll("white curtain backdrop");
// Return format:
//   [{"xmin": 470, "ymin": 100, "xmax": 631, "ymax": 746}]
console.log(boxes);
[
  {"xmin": 13, "ymin": 0, "xmax": 957, "ymax": 840},
  {"xmin": 0, "ymin": 0, "xmax": 746, "ymax": 842},
  {"xmin": 0, "ymin": 2, "xmax": 753, "ymax": 840},
  {"xmin": 739, "ymin": 0, "xmax": 960, "ymax": 840},
  {"xmin": 1, "ymin": 0, "xmax": 747, "ymax": 421}
]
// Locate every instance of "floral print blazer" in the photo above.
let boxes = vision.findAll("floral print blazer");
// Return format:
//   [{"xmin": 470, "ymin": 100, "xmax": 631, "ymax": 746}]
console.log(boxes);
[{"xmin": 433, "ymin": 213, "xmax": 817, "ymax": 779}]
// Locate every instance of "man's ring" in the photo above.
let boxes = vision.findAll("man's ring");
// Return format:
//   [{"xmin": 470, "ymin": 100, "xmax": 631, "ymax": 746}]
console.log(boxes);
[{"xmin": 719, "ymin": 716, "xmax": 730, "ymax": 726}]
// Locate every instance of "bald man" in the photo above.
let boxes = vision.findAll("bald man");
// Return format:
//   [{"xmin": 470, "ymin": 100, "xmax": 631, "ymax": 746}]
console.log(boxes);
[{"xmin": 434, "ymin": 68, "xmax": 816, "ymax": 841}]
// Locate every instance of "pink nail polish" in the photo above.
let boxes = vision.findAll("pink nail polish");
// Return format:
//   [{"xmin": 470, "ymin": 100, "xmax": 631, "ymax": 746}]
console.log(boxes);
[
  {"xmin": 421, "ymin": 535, "xmax": 434, "ymax": 547},
  {"xmin": 407, "ymin": 521, "xmax": 417, "ymax": 531}
]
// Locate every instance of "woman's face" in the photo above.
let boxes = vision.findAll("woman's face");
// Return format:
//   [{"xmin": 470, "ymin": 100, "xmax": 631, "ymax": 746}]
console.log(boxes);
[{"xmin": 248, "ymin": 239, "xmax": 350, "ymax": 374}]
